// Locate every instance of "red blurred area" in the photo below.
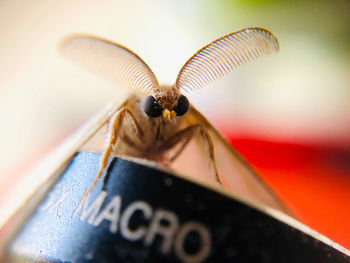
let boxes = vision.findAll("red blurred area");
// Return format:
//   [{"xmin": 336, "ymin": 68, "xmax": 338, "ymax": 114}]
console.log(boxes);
[{"xmin": 223, "ymin": 132, "xmax": 350, "ymax": 250}]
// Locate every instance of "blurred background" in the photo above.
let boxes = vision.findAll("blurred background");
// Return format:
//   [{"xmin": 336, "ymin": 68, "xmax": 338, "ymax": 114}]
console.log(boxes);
[{"xmin": 0, "ymin": 0, "xmax": 349, "ymax": 249}]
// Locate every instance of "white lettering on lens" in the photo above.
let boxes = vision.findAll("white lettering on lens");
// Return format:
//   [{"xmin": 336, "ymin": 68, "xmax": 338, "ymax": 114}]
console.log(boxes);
[
  {"xmin": 80, "ymin": 191, "xmax": 107, "ymax": 224},
  {"xmin": 175, "ymin": 221, "xmax": 211, "ymax": 263},
  {"xmin": 144, "ymin": 209, "xmax": 179, "ymax": 254},
  {"xmin": 120, "ymin": 201, "xmax": 152, "ymax": 241},
  {"xmin": 93, "ymin": 195, "xmax": 121, "ymax": 233},
  {"xmin": 78, "ymin": 193, "xmax": 212, "ymax": 263}
]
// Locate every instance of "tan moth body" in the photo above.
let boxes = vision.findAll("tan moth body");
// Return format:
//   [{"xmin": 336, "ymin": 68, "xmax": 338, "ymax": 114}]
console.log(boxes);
[
  {"xmin": 61, "ymin": 27, "xmax": 280, "ymax": 202},
  {"xmin": 102, "ymin": 93, "xmax": 183, "ymax": 162}
]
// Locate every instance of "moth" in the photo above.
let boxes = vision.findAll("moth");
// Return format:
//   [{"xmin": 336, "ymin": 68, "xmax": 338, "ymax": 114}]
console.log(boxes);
[{"xmin": 61, "ymin": 27, "xmax": 283, "ymax": 208}]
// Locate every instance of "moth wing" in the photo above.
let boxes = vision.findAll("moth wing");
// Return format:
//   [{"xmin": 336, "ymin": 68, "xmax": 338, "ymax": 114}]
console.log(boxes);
[
  {"xmin": 60, "ymin": 35, "xmax": 159, "ymax": 94},
  {"xmin": 176, "ymin": 105, "xmax": 289, "ymax": 214},
  {"xmin": 176, "ymin": 27, "xmax": 279, "ymax": 92}
]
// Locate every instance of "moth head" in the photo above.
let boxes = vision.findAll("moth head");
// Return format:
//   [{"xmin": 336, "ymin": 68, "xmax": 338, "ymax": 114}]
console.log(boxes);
[{"xmin": 143, "ymin": 85, "xmax": 189, "ymax": 120}]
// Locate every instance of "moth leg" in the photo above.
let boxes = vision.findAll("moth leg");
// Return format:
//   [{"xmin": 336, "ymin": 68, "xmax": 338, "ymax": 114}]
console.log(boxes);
[
  {"xmin": 168, "ymin": 130, "xmax": 193, "ymax": 162},
  {"xmin": 166, "ymin": 124, "xmax": 222, "ymax": 185},
  {"xmin": 124, "ymin": 109, "xmax": 145, "ymax": 141},
  {"xmin": 80, "ymin": 108, "xmax": 143, "ymax": 202}
]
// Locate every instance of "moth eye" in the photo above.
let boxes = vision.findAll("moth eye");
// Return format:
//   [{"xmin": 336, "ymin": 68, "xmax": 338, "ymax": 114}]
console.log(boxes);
[
  {"xmin": 174, "ymin": 95, "xmax": 189, "ymax": 116},
  {"xmin": 143, "ymin": 96, "xmax": 163, "ymax": 117}
]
